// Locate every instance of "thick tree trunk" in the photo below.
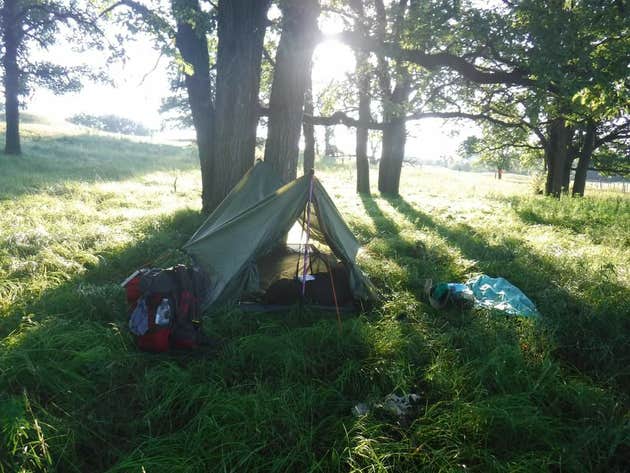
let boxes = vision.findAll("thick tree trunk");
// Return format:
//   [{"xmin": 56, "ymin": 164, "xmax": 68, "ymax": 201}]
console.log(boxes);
[
  {"xmin": 213, "ymin": 0, "xmax": 271, "ymax": 206},
  {"xmin": 374, "ymin": 0, "xmax": 410, "ymax": 196},
  {"xmin": 355, "ymin": 51, "xmax": 371, "ymax": 194},
  {"xmin": 544, "ymin": 117, "xmax": 571, "ymax": 197},
  {"xmin": 356, "ymin": 124, "xmax": 370, "ymax": 193},
  {"xmin": 174, "ymin": 0, "xmax": 270, "ymax": 213},
  {"xmin": 378, "ymin": 117, "xmax": 406, "ymax": 194},
  {"xmin": 3, "ymin": 0, "xmax": 21, "ymax": 155},
  {"xmin": 350, "ymin": 0, "xmax": 370, "ymax": 194},
  {"xmin": 264, "ymin": 0, "xmax": 320, "ymax": 183},
  {"xmin": 173, "ymin": 0, "xmax": 214, "ymax": 212},
  {"xmin": 302, "ymin": 62, "xmax": 315, "ymax": 174},
  {"xmin": 572, "ymin": 122, "xmax": 596, "ymax": 197},
  {"xmin": 377, "ymin": 73, "xmax": 410, "ymax": 195}
]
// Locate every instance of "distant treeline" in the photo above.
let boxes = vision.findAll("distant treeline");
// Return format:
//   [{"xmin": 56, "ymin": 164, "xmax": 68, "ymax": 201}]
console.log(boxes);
[{"xmin": 68, "ymin": 113, "xmax": 151, "ymax": 136}]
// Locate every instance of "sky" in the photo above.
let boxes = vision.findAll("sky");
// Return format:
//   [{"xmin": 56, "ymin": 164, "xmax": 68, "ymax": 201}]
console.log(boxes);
[{"xmin": 26, "ymin": 12, "xmax": 472, "ymax": 162}]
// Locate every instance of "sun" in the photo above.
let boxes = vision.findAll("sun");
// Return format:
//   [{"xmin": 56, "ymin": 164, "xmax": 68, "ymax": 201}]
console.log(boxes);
[{"xmin": 312, "ymin": 39, "xmax": 356, "ymax": 89}]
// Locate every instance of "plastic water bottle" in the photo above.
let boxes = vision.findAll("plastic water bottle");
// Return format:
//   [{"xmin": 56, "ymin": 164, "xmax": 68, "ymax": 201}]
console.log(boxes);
[
  {"xmin": 155, "ymin": 298, "xmax": 171, "ymax": 326},
  {"xmin": 448, "ymin": 283, "xmax": 474, "ymax": 302}
]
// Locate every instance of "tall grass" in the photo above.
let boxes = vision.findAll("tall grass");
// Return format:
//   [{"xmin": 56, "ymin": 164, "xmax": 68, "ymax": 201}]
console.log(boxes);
[{"xmin": 1, "ymin": 128, "xmax": 628, "ymax": 472}]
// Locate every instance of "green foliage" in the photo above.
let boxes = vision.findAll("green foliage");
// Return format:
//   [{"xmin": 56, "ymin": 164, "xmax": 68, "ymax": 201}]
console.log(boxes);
[
  {"xmin": 406, "ymin": 0, "xmax": 630, "ymax": 178},
  {"xmin": 3, "ymin": 0, "xmax": 108, "ymax": 97},
  {"xmin": 0, "ymin": 126, "xmax": 628, "ymax": 471},
  {"xmin": 459, "ymin": 131, "xmax": 535, "ymax": 173},
  {"xmin": 68, "ymin": 113, "xmax": 152, "ymax": 136}
]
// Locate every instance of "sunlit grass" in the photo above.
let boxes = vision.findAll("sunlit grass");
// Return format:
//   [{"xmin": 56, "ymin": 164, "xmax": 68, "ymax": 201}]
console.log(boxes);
[{"xmin": 1, "ymin": 125, "xmax": 628, "ymax": 472}]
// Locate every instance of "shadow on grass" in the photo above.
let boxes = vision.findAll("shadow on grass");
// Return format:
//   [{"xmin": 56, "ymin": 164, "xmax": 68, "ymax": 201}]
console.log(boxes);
[
  {"xmin": 351, "ymin": 194, "xmax": 629, "ymax": 472},
  {"xmin": 0, "ymin": 208, "xmax": 205, "ymax": 472},
  {"xmin": 0, "ymin": 134, "xmax": 199, "ymax": 199},
  {"xmin": 0, "ymin": 207, "xmax": 385, "ymax": 472},
  {"xmin": 379, "ymin": 194, "xmax": 629, "ymax": 392},
  {"xmin": 1, "ymin": 190, "xmax": 627, "ymax": 472},
  {"xmin": 502, "ymin": 194, "xmax": 630, "ymax": 248},
  {"xmin": 357, "ymin": 193, "xmax": 458, "ymax": 295}
]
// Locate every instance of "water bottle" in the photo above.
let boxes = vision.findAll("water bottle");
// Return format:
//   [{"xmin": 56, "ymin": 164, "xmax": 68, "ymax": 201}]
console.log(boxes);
[
  {"xmin": 448, "ymin": 283, "xmax": 474, "ymax": 302},
  {"xmin": 155, "ymin": 298, "xmax": 171, "ymax": 326}
]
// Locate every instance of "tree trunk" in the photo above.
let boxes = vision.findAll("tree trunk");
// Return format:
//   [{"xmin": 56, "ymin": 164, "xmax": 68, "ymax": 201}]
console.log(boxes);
[
  {"xmin": 173, "ymin": 0, "xmax": 214, "ymax": 212},
  {"xmin": 377, "ymin": 74, "xmax": 410, "ymax": 195},
  {"xmin": 572, "ymin": 122, "xmax": 596, "ymax": 197},
  {"xmin": 324, "ymin": 127, "xmax": 334, "ymax": 157},
  {"xmin": 356, "ymin": 123, "xmax": 370, "ymax": 193},
  {"xmin": 355, "ymin": 51, "xmax": 371, "ymax": 194},
  {"xmin": 373, "ymin": 0, "xmax": 410, "ymax": 196},
  {"xmin": 3, "ymin": 0, "xmax": 21, "ymax": 155},
  {"xmin": 174, "ymin": 0, "xmax": 270, "ymax": 213},
  {"xmin": 264, "ymin": 0, "xmax": 320, "ymax": 183},
  {"xmin": 302, "ymin": 61, "xmax": 315, "ymax": 175},
  {"xmin": 213, "ymin": 0, "xmax": 271, "ymax": 206},
  {"xmin": 350, "ymin": 0, "xmax": 370, "ymax": 194},
  {"xmin": 378, "ymin": 117, "xmax": 406, "ymax": 194},
  {"xmin": 544, "ymin": 117, "xmax": 571, "ymax": 197}
]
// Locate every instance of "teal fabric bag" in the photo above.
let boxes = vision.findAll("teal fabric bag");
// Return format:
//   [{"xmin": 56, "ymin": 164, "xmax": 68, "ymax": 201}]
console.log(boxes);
[{"xmin": 466, "ymin": 275, "xmax": 540, "ymax": 317}]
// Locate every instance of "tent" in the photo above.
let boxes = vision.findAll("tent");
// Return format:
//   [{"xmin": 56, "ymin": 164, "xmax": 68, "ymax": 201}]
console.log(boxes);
[{"xmin": 183, "ymin": 161, "xmax": 376, "ymax": 310}]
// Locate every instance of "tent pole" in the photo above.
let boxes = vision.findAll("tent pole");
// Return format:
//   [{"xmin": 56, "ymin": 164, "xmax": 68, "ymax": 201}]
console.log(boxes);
[
  {"xmin": 301, "ymin": 171, "xmax": 315, "ymax": 297},
  {"xmin": 326, "ymin": 261, "xmax": 343, "ymax": 333},
  {"xmin": 295, "ymin": 205, "xmax": 308, "ymax": 279}
]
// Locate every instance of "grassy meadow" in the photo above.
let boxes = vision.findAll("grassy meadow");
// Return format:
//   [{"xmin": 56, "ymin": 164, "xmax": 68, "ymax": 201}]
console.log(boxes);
[{"xmin": 0, "ymin": 124, "xmax": 628, "ymax": 472}]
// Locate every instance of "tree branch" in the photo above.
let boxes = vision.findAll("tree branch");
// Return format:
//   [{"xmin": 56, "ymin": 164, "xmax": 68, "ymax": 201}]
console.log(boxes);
[
  {"xmin": 336, "ymin": 30, "xmax": 542, "ymax": 90},
  {"xmin": 405, "ymin": 110, "xmax": 526, "ymax": 128},
  {"xmin": 304, "ymin": 111, "xmax": 385, "ymax": 130},
  {"xmin": 595, "ymin": 119, "xmax": 630, "ymax": 147},
  {"xmin": 100, "ymin": 0, "xmax": 174, "ymax": 36}
]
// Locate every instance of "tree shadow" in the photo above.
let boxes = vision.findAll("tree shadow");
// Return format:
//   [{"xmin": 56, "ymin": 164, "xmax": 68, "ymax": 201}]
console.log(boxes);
[
  {"xmin": 350, "ymin": 194, "xmax": 629, "ymax": 471},
  {"xmin": 0, "ymin": 206, "xmax": 382, "ymax": 472},
  {"xmin": 379, "ymin": 194, "xmax": 629, "ymax": 392},
  {"xmin": 357, "ymin": 193, "xmax": 459, "ymax": 295},
  {"xmin": 499, "ymin": 194, "xmax": 629, "ymax": 248},
  {"xmin": 0, "ymin": 207, "xmax": 208, "ymax": 471}
]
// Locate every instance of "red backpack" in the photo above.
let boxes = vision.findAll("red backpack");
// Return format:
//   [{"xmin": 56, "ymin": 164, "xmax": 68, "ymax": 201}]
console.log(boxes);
[{"xmin": 124, "ymin": 265, "xmax": 208, "ymax": 352}]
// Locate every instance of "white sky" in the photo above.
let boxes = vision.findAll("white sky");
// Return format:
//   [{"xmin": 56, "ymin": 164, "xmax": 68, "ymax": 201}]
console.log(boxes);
[
  {"xmin": 28, "ymin": 34, "xmax": 170, "ymax": 130},
  {"xmin": 26, "ymin": 14, "xmax": 471, "ymax": 162}
]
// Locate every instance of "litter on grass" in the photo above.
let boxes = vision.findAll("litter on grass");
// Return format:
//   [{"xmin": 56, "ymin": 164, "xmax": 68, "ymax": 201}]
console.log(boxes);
[{"xmin": 352, "ymin": 393, "xmax": 421, "ymax": 419}]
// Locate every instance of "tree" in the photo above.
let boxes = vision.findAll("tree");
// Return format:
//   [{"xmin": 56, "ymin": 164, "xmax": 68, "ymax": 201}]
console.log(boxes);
[
  {"xmin": 335, "ymin": 0, "xmax": 628, "ymax": 196},
  {"xmin": 373, "ymin": 0, "xmax": 410, "ymax": 195},
  {"xmin": 68, "ymin": 113, "xmax": 151, "ymax": 135},
  {"xmin": 348, "ymin": 0, "xmax": 371, "ymax": 193},
  {"xmin": 1, "ymin": 0, "xmax": 103, "ymax": 155},
  {"xmin": 459, "ymin": 135, "xmax": 518, "ymax": 178},
  {"xmin": 169, "ymin": 0, "xmax": 215, "ymax": 208},
  {"xmin": 302, "ymin": 60, "xmax": 316, "ymax": 174},
  {"xmin": 212, "ymin": 0, "xmax": 271, "ymax": 207},
  {"xmin": 172, "ymin": 0, "xmax": 272, "ymax": 211},
  {"xmin": 106, "ymin": 0, "xmax": 271, "ymax": 212},
  {"xmin": 449, "ymin": 1, "xmax": 629, "ymax": 196},
  {"xmin": 264, "ymin": 0, "xmax": 320, "ymax": 183}
]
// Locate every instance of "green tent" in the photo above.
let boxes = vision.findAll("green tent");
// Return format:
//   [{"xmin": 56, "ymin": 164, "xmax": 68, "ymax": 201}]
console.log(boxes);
[{"xmin": 184, "ymin": 161, "xmax": 376, "ymax": 309}]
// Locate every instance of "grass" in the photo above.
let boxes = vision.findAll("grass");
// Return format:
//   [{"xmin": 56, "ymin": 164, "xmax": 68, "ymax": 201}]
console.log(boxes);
[{"xmin": 1, "ymin": 125, "xmax": 629, "ymax": 472}]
